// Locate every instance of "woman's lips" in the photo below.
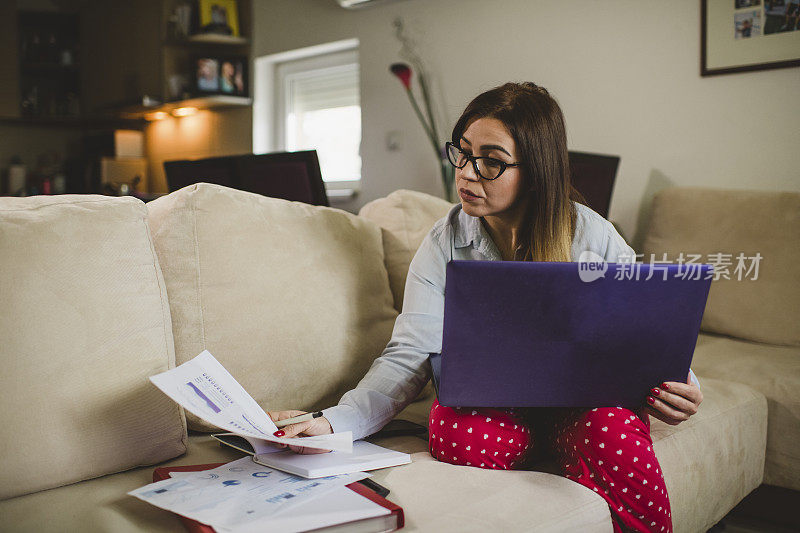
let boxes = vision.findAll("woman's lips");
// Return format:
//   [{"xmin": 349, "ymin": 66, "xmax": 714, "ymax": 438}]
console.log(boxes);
[{"xmin": 459, "ymin": 188, "xmax": 482, "ymax": 201}]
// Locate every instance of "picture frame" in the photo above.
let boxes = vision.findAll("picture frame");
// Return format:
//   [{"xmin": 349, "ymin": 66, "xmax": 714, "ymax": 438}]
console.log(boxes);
[
  {"xmin": 219, "ymin": 56, "xmax": 248, "ymax": 97},
  {"xmin": 194, "ymin": 56, "xmax": 248, "ymax": 97},
  {"xmin": 195, "ymin": 57, "xmax": 220, "ymax": 94},
  {"xmin": 701, "ymin": 0, "xmax": 800, "ymax": 76},
  {"xmin": 198, "ymin": 0, "xmax": 240, "ymax": 36}
]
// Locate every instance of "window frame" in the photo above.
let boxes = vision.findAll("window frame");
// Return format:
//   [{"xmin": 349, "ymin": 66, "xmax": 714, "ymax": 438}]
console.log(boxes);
[{"xmin": 253, "ymin": 40, "xmax": 361, "ymax": 197}]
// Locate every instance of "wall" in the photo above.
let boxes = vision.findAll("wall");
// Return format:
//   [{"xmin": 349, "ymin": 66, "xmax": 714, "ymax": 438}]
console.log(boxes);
[
  {"xmin": 244, "ymin": 0, "xmax": 798, "ymax": 248},
  {"xmin": 145, "ymin": 106, "xmax": 253, "ymax": 192}
]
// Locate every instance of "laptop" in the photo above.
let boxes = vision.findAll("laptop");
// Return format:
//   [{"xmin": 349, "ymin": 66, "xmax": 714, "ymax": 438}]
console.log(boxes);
[{"xmin": 431, "ymin": 260, "xmax": 712, "ymax": 409}]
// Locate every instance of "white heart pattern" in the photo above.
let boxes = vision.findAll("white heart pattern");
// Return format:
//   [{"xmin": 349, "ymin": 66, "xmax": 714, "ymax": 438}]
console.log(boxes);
[
  {"xmin": 452, "ymin": 423, "xmax": 457, "ymax": 429},
  {"xmin": 613, "ymin": 466, "xmax": 619, "ymax": 471},
  {"xmin": 468, "ymin": 427, "xmax": 473, "ymax": 433},
  {"xmin": 602, "ymin": 426, "xmax": 608, "ymax": 432},
  {"xmin": 599, "ymin": 443, "xmax": 605, "ymax": 448},
  {"xmin": 617, "ymin": 449, "xmax": 623, "ymax": 455}
]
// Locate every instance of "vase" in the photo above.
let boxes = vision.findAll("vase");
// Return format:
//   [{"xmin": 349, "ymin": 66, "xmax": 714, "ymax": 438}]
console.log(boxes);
[{"xmin": 440, "ymin": 158, "xmax": 456, "ymax": 203}]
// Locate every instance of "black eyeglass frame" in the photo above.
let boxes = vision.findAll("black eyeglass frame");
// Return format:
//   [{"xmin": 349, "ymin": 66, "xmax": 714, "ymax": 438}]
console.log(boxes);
[{"xmin": 445, "ymin": 141, "xmax": 521, "ymax": 181}]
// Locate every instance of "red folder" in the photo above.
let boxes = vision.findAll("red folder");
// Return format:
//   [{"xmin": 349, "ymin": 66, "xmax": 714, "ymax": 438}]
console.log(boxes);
[{"xmin": 152, "ymin": 463, "xmax": 404, "ymax": 532}]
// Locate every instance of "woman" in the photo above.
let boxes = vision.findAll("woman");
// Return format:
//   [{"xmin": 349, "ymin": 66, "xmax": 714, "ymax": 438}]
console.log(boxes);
[{"xmin": 269, "ymin": 82, "xmax": 703, "ymax": 533}]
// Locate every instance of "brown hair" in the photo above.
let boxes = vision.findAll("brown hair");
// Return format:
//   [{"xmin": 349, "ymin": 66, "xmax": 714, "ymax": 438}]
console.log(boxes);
[{"xmin": 451, "ymin": 82, "xmax": 584, "ymax": 262}]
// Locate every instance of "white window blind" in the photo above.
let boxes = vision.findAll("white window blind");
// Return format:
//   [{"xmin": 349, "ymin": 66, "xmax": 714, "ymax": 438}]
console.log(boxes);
[{"xmin": 276, "ymin": 49, "xmax": 361, "ymax": 186}]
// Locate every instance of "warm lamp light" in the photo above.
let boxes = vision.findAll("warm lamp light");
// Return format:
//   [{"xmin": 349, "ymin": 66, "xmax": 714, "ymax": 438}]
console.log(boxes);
[
  {"xmin": 145, "ymin": 111, "xmax": 168, "ymax": 121},
  {"xmin": 172, "ymin": 106, "xmax": 198, "ymax": 117}
]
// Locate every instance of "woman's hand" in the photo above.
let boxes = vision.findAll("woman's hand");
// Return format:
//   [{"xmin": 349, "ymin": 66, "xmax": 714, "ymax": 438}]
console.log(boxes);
[
  {"xmin": 267, "ymin": 410, "xmax": 334, "ymax": 454},
  {"xmin": 645, "ymin": 372, "xmax": 703, "ymax": 426}
]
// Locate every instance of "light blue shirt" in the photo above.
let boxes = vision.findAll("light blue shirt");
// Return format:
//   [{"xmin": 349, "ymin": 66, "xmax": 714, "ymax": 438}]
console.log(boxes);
[{"xmin": 323, "ymin": 202, "xmax": 700, "ymax": 441}]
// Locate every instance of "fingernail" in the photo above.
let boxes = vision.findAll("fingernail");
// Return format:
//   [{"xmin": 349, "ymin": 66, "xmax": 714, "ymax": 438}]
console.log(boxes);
[
  {"xmin": 651, "ymin": 388, "xmax": 660, "ymax": 396},
  {"xmin": 273, "ymin": 430, "xmax": 285, "ymax": 437},
  {"xmin": 647, "ymin": 397, "xmax": 655, "ymax": 404},
  {"xmin": 661, "ymin": 383, "xmax": 670, "ymax": 390}
]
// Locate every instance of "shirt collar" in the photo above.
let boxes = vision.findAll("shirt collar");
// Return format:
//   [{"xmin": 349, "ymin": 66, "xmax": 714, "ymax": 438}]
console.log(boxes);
[
  {"xmin": 452, "ymin": 204, "xmax": 478, "ymax": 248},
  {"xmin": 452, "ymin": 205, "xmax": 502, "ymax": 260}
]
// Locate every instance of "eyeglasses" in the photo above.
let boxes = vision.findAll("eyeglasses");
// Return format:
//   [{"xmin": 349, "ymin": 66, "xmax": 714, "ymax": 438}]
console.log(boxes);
[{"xmin": 445, "ymin": 141, "xmax": 521, "ymax": 180}]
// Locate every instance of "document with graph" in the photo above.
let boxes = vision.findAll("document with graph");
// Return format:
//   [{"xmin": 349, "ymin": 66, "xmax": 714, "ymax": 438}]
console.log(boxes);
[{"xmin": 149, "ymin": 350, "xmax": 353, "ymax": 454}]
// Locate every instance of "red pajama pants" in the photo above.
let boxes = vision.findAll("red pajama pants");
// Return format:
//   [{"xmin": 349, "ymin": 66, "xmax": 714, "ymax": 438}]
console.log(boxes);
[{"xmin": 429, "ymin": 399, "xmax": 672, "ymax": 533}]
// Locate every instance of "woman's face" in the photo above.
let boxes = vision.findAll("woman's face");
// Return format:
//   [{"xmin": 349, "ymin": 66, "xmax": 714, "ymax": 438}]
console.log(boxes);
[{"xmin": 456, "ymin": 117, "xmax": 528, "ymax": 220}]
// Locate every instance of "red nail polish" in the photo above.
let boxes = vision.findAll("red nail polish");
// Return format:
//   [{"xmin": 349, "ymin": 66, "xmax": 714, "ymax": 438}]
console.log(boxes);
[
  {"xmin": 651, "ymin": 388, "xmax": 660, "ymax": 396},
  {"xmin": 647, "ymin": 397, "xmax": 655, "ymax": 404},
  {"xmin": 273, "ymin": 430, "xmax": 285, "ymax": 437},
  {"xmin": 661, "ymin": 383, "xmax": 670, "ymax": 390}
]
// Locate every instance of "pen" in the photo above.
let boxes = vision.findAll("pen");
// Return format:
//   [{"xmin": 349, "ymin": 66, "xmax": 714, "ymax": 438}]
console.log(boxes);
[{"xmin": 274, "ymin": 411, "xmax": 324, "ymax": 428}]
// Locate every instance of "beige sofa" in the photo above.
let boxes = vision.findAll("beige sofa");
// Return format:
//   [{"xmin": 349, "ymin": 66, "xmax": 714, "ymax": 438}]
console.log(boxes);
[{"xmin": 1, "ymin": 183, "xmax": 789, "ymax": 532}]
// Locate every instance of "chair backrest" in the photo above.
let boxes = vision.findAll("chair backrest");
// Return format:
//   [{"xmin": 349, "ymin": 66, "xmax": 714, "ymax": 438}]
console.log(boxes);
[
  {"xmin": 164, "ymin": 150, "xmax": 329, "ymax": 206},
  {"xmin": 163, "ymin": 156, "xmax": 238, "ymax": 191},
  {"xmin": 568, "ymin": 151, "xmax": 620, "ymax": 219},
  {"xmin": 235, "ymin": 151, "xmax": 328, "ymax": 207}
]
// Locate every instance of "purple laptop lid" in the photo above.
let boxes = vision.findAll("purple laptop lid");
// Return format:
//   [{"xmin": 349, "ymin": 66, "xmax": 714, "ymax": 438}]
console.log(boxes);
[{"xmin": 437, "ymin": 261, "xmax": 712, "ymax": 409}]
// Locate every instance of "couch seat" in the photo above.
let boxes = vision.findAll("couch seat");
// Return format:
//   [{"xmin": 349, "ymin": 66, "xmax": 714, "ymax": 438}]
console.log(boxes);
[
  {"xmin": 691, "ymin": 332, "xmax": 800, "ymax": 490},
  {"xmin": 0, "ymin": 377, "xmax": 766, "ymax": 533},
  {"xmin": 395, "ymin": 377, "xmax": 767, "ymax": 533}
]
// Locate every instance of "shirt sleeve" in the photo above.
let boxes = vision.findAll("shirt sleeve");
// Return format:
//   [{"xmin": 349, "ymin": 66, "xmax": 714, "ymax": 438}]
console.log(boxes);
[
  {"xmin": 322, "ymin": 227, "xmax": 447, "ymax": 441},
  {"xmin": 602, "ymin": 220, "xmax": 702, "ymax": 393}
]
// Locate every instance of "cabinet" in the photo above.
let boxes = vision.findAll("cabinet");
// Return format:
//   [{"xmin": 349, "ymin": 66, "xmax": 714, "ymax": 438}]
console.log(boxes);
[
  {"xmin": 81, "ymin": 0, "xmax": 252, "ymax": 119},
  {"xmin": 17, "ymin": 11, "xmax": 81, "ymax": 119}
]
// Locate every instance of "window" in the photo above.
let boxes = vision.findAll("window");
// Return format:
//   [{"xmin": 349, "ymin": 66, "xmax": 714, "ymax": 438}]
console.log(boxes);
[{"xmin": 254, "ymin": 42, "xmax": 361, "ymax": 197}]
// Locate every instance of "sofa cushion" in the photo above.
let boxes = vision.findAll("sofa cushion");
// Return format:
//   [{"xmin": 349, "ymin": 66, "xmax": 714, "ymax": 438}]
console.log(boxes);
[
  {"xmin": 147, "ymin": 183, "xmax": 398, "ymax": 431},
  {"xmin": 691, "ymin": 332, "xmax": 800, "ymax": 490},
  {"xmin": 0, "ymin": 434, "xmax": 613, "ymax": 532},
  {"xmin": 642, "ymin": 187, "xmax": 800, "ymax": 346},
  {"xmin": 0, "ymin": 377, "xmax": 766, "ymax": 532},
  {"xmin": 394, "ymin": 377, "xmax": 767, "ymax": 533},
  {"xmin": 0, "ymin": 195, "xmax": 187, "ymax": 500},
  {"xmin": 0, "ymin": 435, "xmax": 244, "ymax": 532},
  {"xmin": 648, "ymin": 377, "xmax": 766, "ymax": 533},
  {"xmin": 358, "ymin": 189, "xmax": 454, "ymax": 312}
]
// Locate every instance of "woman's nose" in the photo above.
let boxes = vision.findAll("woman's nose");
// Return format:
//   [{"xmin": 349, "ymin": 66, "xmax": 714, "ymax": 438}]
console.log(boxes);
[{"xmin": 457, "ymin": 162, "xmax": 480, "ymax": 182}]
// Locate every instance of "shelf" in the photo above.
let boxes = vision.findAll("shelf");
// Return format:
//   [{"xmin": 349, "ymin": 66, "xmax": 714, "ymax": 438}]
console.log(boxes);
[
  {"xmin": 118, "ymin": 95, "xmax": 252, "ymax": 119},
  {"xmin": 20, "ymin": 62, "xmax": 80, "ymax": 73},
  {"xmin": 165, "ymin": 34, "xmax": 249, "ymax": 46},
  {"xmin": 0, "ymin": 115, "xmax": 144, "ymax": 129}
]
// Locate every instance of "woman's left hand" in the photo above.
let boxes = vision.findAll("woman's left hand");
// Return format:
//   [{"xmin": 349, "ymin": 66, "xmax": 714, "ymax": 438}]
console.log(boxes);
[{"xmin": 645, "ymin": 372, "xmax": 703, "ymax": 426}]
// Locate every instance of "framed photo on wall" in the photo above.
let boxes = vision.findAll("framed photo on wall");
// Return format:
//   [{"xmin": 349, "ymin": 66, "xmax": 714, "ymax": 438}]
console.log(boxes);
[
  {"xmin": 701, "ymin": 0, "xmax": 800, "ymax": 76},
  {"xmin": 198, "ymin": 0, "xmax": 240, "ymax": 36}
]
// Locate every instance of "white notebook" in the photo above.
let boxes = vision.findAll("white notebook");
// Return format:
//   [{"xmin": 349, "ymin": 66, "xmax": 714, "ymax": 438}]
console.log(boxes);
[{"xmin": 253, "ymin": 440, "xmax": 411, "ymax": 479}]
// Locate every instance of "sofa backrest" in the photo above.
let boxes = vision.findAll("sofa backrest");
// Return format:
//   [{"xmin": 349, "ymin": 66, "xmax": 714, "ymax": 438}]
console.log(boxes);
[
  {"xmin": 643, "ymin": 187, "xmax": 800, "ymax": 346},
  {"xmin": 147, "ymin": 183, "xmax": 398, "ymax": 431},
  {"xmin": 359, "ymin": 189, "xmax": 455, "ymax": 311},
  {"xmin": 0, "ymin": 195, "xmax": 187, "ymax": 500}
]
